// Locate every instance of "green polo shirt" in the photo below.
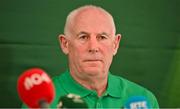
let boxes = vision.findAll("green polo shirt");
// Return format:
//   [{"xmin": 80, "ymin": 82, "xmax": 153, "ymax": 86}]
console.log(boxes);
[
  {"xmin": 21, "ymin": 70, "xmax": 159, "ymax": 108},
  {"xmin": 50, "ymin": 70, "xmax": 159, "ymax": 108}
]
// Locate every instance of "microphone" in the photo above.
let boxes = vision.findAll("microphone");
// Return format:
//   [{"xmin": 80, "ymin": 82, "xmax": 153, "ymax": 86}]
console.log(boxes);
[
  {"xmin": 57, "ymin": 93, "xmax": 88, "ymax": 108},
  {"xmin": 124, "ymin": 96, "xmax": 151, "ymax": 109},
  {"xmin": 17, "ymin": 68, "xmax": 55, "ymax": 108}
]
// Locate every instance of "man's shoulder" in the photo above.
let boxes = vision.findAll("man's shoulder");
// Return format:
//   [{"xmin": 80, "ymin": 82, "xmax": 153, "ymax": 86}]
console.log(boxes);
[
  {"xmin": 109, "ymin": 73, "xmax": 159, "ymax": 108},
  {"xmin": 51, "ymin": 71, "xmax": 69, "ymax": 91},
  {"xmin": 52, "ymin": 71, "xmax": 68, "ymax": 82},
  {"xmin": 109, "ymin": 73, "xmax": 154, "ymax": 96}
]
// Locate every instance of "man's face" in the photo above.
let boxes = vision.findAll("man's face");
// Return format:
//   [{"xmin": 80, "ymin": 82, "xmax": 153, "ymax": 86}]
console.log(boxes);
[{"xmin": 60, "ymin": 9, "xmax": 121, "ymax": 79}]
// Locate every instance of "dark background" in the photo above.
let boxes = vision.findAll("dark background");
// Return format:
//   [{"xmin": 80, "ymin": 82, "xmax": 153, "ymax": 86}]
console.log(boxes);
[{"xmin": 0, "ymin": 0, "xmax": 179, "ymax": 107}]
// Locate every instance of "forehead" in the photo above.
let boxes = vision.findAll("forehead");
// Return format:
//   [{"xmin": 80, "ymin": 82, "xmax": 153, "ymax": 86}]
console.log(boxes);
[{"xmin": 70, "ymin": 8, "xmax": 115, "ymax": 35}]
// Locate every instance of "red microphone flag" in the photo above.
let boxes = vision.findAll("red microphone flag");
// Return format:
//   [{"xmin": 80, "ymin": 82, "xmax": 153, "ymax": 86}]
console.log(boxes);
[{"xmin": 17, "ymin": 68, "xmax": 55, "ymax": 108}]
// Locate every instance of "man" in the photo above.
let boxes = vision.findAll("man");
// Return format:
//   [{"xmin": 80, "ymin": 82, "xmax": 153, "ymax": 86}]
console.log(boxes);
[
  {"xmin": 22, "ymin": 5, "xmax": 159, "ymax": 108},
  {"xmin": 51, "ymin": 5, "xmax": 159, "ymax": 108}
]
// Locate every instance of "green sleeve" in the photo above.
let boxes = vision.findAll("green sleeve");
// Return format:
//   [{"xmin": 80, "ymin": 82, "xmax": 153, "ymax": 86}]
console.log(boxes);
[
  {"xmin": 148, "ymin": 91, "xmax": 159, "ymax": 108},
  {"xmin": 21, "ymin": 103, "xmax": 28, "ymax": 109},
  {"xmin": 152, "ymin": 94, "xmax": 159, "ymax": 108}
]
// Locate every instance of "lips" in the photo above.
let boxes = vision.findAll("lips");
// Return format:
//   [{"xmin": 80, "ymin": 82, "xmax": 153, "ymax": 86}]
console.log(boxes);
[
  {"xmin": 82, "ymin": 56, "xmax": 103, "ymax": 63},
  {"xmin": 83, "ymin": 59, "xmax": 103, "ymax": 62}
]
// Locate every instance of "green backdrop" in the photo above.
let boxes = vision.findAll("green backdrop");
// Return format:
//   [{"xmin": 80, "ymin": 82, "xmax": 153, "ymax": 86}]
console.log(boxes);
[{"xmin": 0, "ymin": 0, "xmax": 179, "ymax": 107}]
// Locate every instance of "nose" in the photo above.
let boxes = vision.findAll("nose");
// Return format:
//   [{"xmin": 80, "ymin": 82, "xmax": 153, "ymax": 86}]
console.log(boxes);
[{"xmin": 88, "ymin": 36, "xmax": 99, "ymax": 53}]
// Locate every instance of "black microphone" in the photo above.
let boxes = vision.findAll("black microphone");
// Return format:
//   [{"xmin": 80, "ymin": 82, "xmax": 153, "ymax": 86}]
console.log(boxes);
[
  {"xmin": 124, "ymin": 96, "xmax": 151, "ymax": 109},
  {"xmin": 57, "ymin": 93, "xmax": 88, "ymax": 108}
]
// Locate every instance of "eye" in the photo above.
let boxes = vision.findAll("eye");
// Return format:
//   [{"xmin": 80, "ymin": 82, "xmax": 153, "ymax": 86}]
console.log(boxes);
[
  {"xmin": 79, "ymin": 35, "xmax": 88, "ymax": 39},
  {"xmin": 98, "ymin": 34, "xmax": 108, "ymax": 40},
  {"xmin": 78, "ymin": 33, "xmax": 89, "ymax": 40}
]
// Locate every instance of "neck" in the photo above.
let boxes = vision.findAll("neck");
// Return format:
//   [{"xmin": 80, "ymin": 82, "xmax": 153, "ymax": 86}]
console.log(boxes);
[
  {"xmin": 82, "ymin": 78, "xmax": 108, "ymax": 96},
  {"xmin": 70, "ymin": 72, "xmax": 108, "ymax": 96}
]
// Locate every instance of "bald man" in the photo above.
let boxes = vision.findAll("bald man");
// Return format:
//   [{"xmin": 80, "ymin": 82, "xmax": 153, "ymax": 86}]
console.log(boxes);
[
  {"xmin": 22, "ymin": 5, "xmax": 159, "ymax": 108},
  {"xmin": 54, "ymin": 5, "xmax": 159, "ymax": 108}
]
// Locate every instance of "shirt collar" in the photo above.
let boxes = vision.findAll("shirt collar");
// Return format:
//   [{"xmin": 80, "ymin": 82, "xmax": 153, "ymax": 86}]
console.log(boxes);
[
  {"xmin": 60, "ymin": 70, "xmax": 92, "ymax": 97},
  {"xmin": 105, "ymin": 73, "xmax": 122, "ymax": 98},
  {"xmin": 60, "ymin": 70, "xmax": 122, "ymax": 98}
]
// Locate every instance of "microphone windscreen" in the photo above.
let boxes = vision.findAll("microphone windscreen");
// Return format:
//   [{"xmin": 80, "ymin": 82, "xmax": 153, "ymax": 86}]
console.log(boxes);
[
  {"xmin": 57, "ymin": 93, "xmax": 88, "ymax": 108},
  {"xmin": 124, "ymin": 96, "xmax": 151, "ymax": 109},
  {"xmin": 17, "ymin": 68, "xmax": 55, "ymax": 108}
]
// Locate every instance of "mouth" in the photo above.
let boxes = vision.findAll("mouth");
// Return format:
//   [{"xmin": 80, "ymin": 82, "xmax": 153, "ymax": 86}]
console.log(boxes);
[
  {"xmin": 83, "ymin": 59, "xmax": 103, "ymax": 65},
  {"xmin": 83, "ymin": 59, "xmax": 103, "ymax": 67},
  {"xmin": 84, "ymin": 59, "xmax": 102, "ymax": 62}
]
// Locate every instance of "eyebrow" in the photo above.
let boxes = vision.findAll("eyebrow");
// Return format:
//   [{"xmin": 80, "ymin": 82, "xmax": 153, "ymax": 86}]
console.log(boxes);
[
  {"xmin": 99, "ymin": 32, "xmax": 110, "ymax": 36},
  {"xmin": 76, "ymin": 31, "xmax": 89, "ymax": 37},
  {"xmin": 76, "ymin": 31, "xmax": 110, "ymax": 37}
]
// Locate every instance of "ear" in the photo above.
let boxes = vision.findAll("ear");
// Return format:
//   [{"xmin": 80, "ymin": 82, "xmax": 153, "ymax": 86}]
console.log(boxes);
[
  {"xmin": 113, "ymin": 34, "xmax": 121, "ymax": 55},
  {"xmin": 58, "ymin": 34, "xmax": 69, "ymax": 55}
]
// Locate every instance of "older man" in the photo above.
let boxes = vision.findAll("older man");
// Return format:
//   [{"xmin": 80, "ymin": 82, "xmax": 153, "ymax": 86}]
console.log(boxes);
[
  {"xmin": 22, "ymin": 5, "xmax": 159, "ymax": 108},
  {"xmin": 51, "ymin": 5, "xmax": 159, "ymax": 108}
]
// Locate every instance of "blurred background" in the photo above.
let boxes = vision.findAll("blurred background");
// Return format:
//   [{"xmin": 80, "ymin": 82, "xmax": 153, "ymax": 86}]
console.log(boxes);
[{"xmin": 0, "ymin": 0, "xmax": 179, "ymax": 107}]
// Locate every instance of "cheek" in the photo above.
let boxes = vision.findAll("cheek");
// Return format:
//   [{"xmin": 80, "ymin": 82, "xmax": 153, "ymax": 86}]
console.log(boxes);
[
  {"xmin": 101, "ymin": 43, "xmax": 114, "ymax": 63},
  {"xmin": 69, "ymin": 43, "xmax": 85, "ymax": 60},
  {"xmin": 101, "ymin": 43, "xmax": 114, "ymax": 55}
]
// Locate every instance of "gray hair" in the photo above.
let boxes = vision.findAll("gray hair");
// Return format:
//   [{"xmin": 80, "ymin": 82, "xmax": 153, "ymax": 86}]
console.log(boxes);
[{"xmin": 64, "ymin": 5, "xmax": 116, "ymax": 36}]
